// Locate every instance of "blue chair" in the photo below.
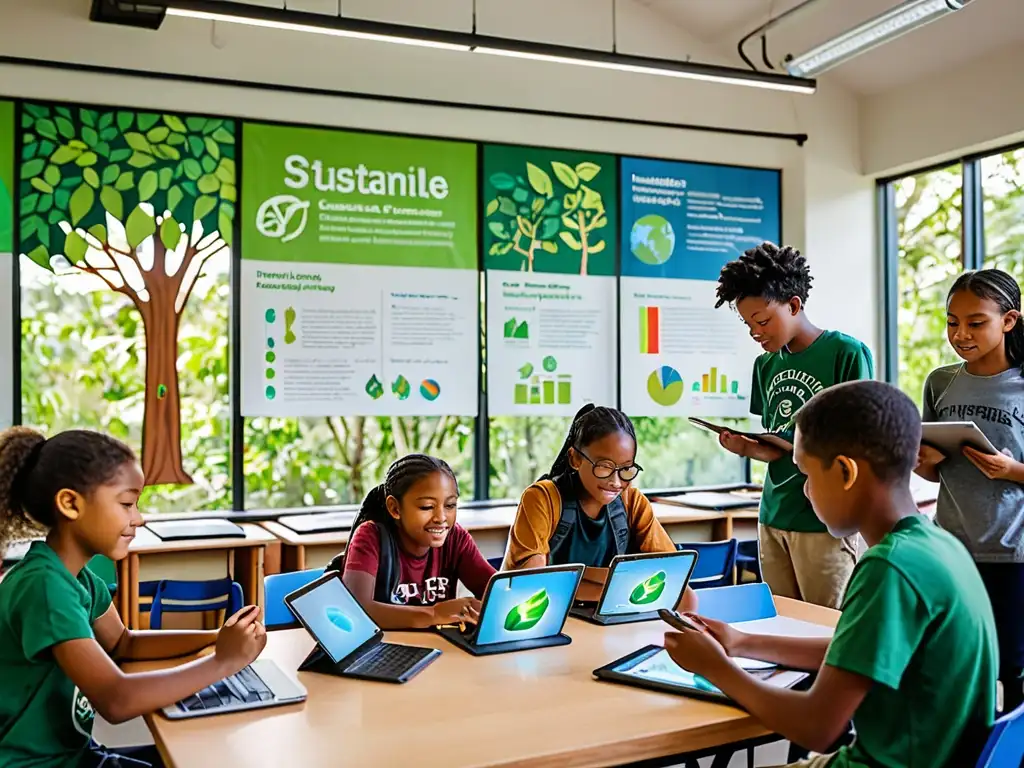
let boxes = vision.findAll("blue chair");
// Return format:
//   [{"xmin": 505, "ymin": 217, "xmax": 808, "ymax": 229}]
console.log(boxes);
[
  {"xmin": 691, "ymin": 582, "xmax": 776, "ymax": 623},
  {"xmin": 149, "ymin": 578, "xmax": 243, "ymax": 630},
  {"xmin": 735, "ymin": 539, "xmax": 761, "ymax": 583},
  {"xmin": 976, "ymin": 701, "xmax": 1024, "ymax": 767},
  {"xmin": 487, "ymin": 556, "xmax": 504, "ymax": 570},
  {"xmin": 264, "ymin": 569, "xmax": 323, "ymax": 630},
  {"xmin": 677, "ymin": 539, "xmax": 738, "ymax": 589}
]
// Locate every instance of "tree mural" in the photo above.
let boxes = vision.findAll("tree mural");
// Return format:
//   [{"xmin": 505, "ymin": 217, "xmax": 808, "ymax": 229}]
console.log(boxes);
[{"xmin": 19, "ymin": 103, "xmax": 236, "ymax": 485}]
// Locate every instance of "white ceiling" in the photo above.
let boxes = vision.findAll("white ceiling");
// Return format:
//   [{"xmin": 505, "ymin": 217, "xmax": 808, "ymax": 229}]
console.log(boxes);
[{"xmin": 643, "ymin": 0, "xmax": 1024, "ymax": 95}]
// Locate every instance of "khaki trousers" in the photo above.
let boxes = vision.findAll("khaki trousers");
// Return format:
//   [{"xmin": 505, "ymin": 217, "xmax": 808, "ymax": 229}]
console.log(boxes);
[{"xmin": 759, "ymin": 525, "xmax": 858, "ymax": 609}]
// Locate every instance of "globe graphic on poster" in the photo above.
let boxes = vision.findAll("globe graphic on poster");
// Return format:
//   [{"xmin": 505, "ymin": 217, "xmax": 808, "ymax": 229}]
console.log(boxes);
[{"xmin": 630, "ymin": 215, "xmax": 676, "ymax": 265}]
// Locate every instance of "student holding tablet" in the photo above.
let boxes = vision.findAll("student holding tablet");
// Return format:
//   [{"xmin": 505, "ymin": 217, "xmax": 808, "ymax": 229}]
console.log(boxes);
[
  {"xmin": 503, "ymin": 404, "xmax": 697, "ymax": 612},
  {"xmin": 666, "ymin": 382, "xmax": 998, "ymax": 768},
  {"xmin": 916, "ymin": 269, "xmax": 1024, "ymax": 711}
]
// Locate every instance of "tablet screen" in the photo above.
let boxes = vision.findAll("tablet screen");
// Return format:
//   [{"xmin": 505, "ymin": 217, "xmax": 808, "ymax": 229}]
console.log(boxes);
[
  {"xmin": 613, "ymin": 647, "xmax": 725, "ymax": 693},
  {"xmin": 598, "ymin": 552, "xmax": 696, "ymax": 616},
  {"xmin": 474, "ymin": 569, "xmax": 579, "ymax": 646},
  {"xmin": 288, "ymin": 576, "xmax": 379, "ymax": 663}
]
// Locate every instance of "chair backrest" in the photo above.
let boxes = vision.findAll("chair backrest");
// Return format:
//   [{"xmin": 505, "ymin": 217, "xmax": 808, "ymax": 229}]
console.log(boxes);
[
  {"xmin": 976, "ymin": 701, "xmax": 1024, "ymax": 767},
  {"xmin": 693, "ymin": 583, "xmax": 777, "ymax": 624},
  {"xmin": 264, "ymin": 569, "xmax": 324, "ymax": 630},
  {"xmin": 149, "ymin": 578, "xmax": 243, "ymax": 630},
  {"xmin": 486, "ymin": 556, "xmax": 504, "ymax": 570},
  {"xmin": 676, "ymin": 539, "xmax": 738, "ymax": 588}
]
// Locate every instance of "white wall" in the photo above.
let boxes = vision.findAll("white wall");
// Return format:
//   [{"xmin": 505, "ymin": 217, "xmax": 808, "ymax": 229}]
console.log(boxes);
[{"xmin": 0, "ymin": 0, "xmax": 879, "ymax": 383}]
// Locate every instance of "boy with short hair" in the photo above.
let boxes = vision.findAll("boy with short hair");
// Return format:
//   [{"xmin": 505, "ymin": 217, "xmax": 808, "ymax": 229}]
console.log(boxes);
[
  {"xmin": 715, "ymin": 242, "xmax": 874, "ymax": 608},
  {"xmin": 665, "ymin": 381, "xmax": 998, "ymax": 767}
]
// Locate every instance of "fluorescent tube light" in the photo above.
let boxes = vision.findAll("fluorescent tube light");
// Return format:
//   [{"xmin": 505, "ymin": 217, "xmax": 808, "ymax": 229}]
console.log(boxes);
[
  {"xmin": 786, "ymin": 0, "xmax": 973, "ymax": 77},
  {"xmin": 164, "ymin": 7, "xmax": 471, "ymax": 51},
  {"xmin": 473, "ymin": 47, "xmax": 816, "ymax": 94}
]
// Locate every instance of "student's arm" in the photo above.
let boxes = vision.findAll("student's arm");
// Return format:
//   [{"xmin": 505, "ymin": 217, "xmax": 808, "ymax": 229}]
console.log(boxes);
[
  {"xmin": 93, "ymin": 604, "xmax": 217, "ymax": 662},
  {"xmin": 453, "ymin": 526, "xmax": 497, "ymax": 598},
  {"xmin": 686, "ymin": 614, "xmax": 829, "ymax": 670},
  {"xmin": 962, "ymin": 447, "xmax": 1024, "ymax": 484},
  {"xmin": 721, "ymin": 360, "xmax": 785, "ymax": 463},
  {"xmin": 52, "ymin": 606, "xmax": 265, "ymax": 725},
  {"xmin": 504, "ymin": 485, "xmax": 557, "ymax": 570},
  {"xmin": 915, "ymin": 375, "xmax": 945, "ymax": 483},
  {"xmin": 629, "ymin": 490, "xmax": 698, "ymax": 611}
]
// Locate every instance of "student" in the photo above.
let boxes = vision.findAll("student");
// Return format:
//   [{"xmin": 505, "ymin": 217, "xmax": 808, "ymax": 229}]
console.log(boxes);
[
  {"xmin": 714, "ymin": 242, "xmax": 874, "ymax": 608},
  {"xmin": 0, "ymin": 427, "xmax": 266, "ymax": 768},
  {"xmin": 665, "ymin": 381, "xmax": 998, "ymax": 768},
  {"xmin": 503, "ymin": 404, "xmax": 697, "ymax": 611},
  {"xmin": 916, "ymin": 268, "xmax": 1024, "ymax": 711},
  {"xmin": 336, "ymin": 453, "xmax": 495, "ymax": 630}
]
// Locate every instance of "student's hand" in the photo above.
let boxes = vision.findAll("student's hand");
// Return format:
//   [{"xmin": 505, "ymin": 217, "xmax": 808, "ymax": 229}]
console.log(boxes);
[
  {"xmin": 682, "ymin": 613, "xmax": 745, "ymax": 657},
  {"xmin": 963, "ymin": 446, "xmax": 1021, "ymax": 481},
  {"xmin": 720, "ymin": 431, "xmax": 785, "ymax": 463},
  {"xmin": 917, "ymin": 444, "xmax": 946, "ymax": 469},
  {"xmin": 215, "ymin": 605, "xmax": 266, "ymax": 674},
  {"xmin": 432, "ymin": 597, "xmax": 481, "ymax": 626},
  {"xmin": 663, "ymin": 627, "xmax": 730, "ymax": 680}
]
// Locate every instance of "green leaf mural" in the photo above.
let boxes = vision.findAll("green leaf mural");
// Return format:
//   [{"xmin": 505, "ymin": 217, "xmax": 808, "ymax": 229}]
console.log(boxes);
[
  {"xmin": 482, "ymin": 145, "xmax": 617, "ymax": 276},
  {"xmin": 18, "ymin": 102, "xmax": 237, "ymax": 487}
]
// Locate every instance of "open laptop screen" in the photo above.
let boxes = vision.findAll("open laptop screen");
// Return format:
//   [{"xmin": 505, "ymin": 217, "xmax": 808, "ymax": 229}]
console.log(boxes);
[
  {"xmin": 597, "ymin": 551, "xmax": 697, "ymax": 617},
  {"xmin": 288, "ymin": 576, "xmax": 378, "ymax": 663},
  {"xmin": 475, "ymin": 569, "xmax": 579, "ymax": 646}
]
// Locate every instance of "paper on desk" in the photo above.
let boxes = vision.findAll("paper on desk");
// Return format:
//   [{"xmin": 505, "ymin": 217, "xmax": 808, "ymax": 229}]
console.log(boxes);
[{"xmin": 726, "ymin": 616, "xmax": 834, "ymax": 670}]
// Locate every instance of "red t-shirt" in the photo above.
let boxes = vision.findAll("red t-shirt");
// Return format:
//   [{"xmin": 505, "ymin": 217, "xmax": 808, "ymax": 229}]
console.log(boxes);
[{"xmin": 343, "ymin": 521, "xmax": 495, "ymax": 605}]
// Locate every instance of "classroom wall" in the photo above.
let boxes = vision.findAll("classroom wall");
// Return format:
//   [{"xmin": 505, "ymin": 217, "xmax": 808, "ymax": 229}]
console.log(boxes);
[
  {"xmin": 861, "ymin": 40, "xmax": 1024, "ymax": 176},
  {"xmin": 0, "ymin": 0, "xmax": 880, "ymax": 388}
]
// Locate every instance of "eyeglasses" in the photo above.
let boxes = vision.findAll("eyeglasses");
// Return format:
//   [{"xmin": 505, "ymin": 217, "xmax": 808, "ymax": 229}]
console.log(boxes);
[{"xmin": 577, "ymin": 451, "xmax": 643, "ymax": 482}]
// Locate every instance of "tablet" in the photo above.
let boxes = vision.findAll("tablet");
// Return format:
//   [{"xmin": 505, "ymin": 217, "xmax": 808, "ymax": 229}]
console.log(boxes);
[
  {"xmin": 921, "ymin": 421, "xmax": 998, "ymax": 457},
  {"xmin": 146, "ymin": 519, "xmax": 246, "ymax": 541},
  {"xmin": 593, "ymin": 645, "xmax": 808, "ymax": 705}
]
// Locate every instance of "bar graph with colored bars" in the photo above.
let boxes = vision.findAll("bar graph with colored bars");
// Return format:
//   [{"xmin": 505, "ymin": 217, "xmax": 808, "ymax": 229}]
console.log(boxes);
[
  {"xmin": 639, "ymin": 306, "xmax": 660, "ymax": 354},
  {"xmin": 692, "ymin": 367, "xmax": 740, "ymax": 395}
]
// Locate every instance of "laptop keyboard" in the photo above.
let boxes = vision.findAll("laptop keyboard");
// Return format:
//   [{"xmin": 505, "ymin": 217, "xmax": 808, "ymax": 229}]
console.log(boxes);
[
  {"xmin": 346, "ymin": 643, "xmax": 433, "ymax": 679},
  {"xmin": 177, "ymin": 665, "xmax": 274, "ymax": 713}
]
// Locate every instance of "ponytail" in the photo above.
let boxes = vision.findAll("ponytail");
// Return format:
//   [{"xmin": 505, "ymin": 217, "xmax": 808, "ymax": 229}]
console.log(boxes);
[
  {"xmin": 949, "ymin": 269, "xmax": 1024, "ymax": 374},
  {"xmin": 540, "ymin": 404, "xmax": 637, "ymax": 482}
]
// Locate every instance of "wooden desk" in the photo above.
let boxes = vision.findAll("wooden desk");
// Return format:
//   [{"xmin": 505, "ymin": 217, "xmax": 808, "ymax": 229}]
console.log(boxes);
[
  {"xmin": 138, "ymin": 597, "xmax": 837, "ymax": 768},
  {"xmin": 122, "ymin": 524, "xmax": 277, "ymax": 629}
]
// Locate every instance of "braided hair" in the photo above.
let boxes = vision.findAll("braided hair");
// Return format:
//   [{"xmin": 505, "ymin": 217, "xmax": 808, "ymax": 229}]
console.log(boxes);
[
  {"xmin": 948, "ymin": 269, "xmax": 1024, "ymax": 374},
  {"xmin": 715, "ymin": 242, "xmax": 813, "ymax": 309},
  {"xmin": 0, "ymin": 427, "xmax": 137, "ymax": 555},
  {"xmin": 327, "ymin": 454, "xmax": 458, "ymax": 574},
  {"xmin": 542, "ymin": 404, "xmax": 637, "ymax": 482}
]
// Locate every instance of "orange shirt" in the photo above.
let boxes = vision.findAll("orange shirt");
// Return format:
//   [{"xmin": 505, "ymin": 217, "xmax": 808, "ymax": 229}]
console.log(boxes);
[{"xmin": 503, "ymin": 480, "xmax": 675, "ymax": 569}]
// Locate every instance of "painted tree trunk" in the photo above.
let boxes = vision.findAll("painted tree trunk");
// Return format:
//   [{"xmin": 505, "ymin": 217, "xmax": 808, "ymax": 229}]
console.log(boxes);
[{"xmin": 578, "ymin": 211, "xmax": 589, "ymax": 275}]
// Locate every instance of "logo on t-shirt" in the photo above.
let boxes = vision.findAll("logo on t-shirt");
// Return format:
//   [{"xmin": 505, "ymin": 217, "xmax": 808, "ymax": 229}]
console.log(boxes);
[
  {"xmin": 766, "ymin": 370, "xmax": 825, "ymax": 430},
  {"xmin": 71, "ymin": 686, "xmax": 95, "ymax": 737},
  {"xmin": 393, "ymin": 576, "xmax": 450, "ymax": 605}
]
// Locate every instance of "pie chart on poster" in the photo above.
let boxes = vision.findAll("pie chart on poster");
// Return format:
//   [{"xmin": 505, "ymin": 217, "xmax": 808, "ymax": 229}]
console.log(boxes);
[{"xmin": 647, "ymin": 366, "xmax": 683, "ymax": 407}]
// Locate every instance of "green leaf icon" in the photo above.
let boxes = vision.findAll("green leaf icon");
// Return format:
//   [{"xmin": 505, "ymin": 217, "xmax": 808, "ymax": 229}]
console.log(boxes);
[
  {"xmin": 518, "ymin": 363, "xmax": 534, "ymax": 379},
  {"xmin": 542, "ymin": 355, "xmax": 557, "ymax": 373},
  {"xmin": 628, "ymin": 571, "xmax": 667, "ymax": 606},
  {"xmin": 365, "ymin": 375, "xmax": 384, "ymax": 400},
  {"xmin": 504, "ymin": 588, "xmax": 550, "ymax": 632}
]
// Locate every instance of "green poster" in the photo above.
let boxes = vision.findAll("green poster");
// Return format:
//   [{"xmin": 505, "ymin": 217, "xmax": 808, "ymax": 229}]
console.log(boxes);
[
  {"xmin": 0, "ymin": 101, "xmax": 13, "ymax": 252},
  {"xmin": 482, "ymin": 144, "xmax": 617, "ymax": 277},
  {"xmin": 242, "ymin": 122, "xmax": 477, "ymax": 269}
]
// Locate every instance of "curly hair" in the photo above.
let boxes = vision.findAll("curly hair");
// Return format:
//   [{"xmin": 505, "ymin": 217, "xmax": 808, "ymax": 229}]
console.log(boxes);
[
  {"xmin": 715, "ymin": 242, "xmax": 813, "ymax": 309},
  {"xmin": 794, "ymin": 381, "xmax": 921, "ymax": 483},
  {"xmin": 0, "ymin": 427, "xmax": 137, "ymax": 554}
]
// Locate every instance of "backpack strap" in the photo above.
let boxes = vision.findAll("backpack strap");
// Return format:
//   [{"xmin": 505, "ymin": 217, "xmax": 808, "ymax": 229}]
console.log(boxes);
[
  {"xmin": 606, "ymin": 493, "xmax": 630, "ymax": 555},
  {"xmin": 547, "ymin": 476, "xmax": 577, "ymax": 557}
]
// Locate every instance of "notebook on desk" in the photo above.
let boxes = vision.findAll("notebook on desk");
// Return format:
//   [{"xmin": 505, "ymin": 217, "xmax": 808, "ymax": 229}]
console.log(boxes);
[
  {"xmin": 279, "ymin": 511, "xmax": 357, "ymax": 534},
  {"xmin": 674, "ymin": 492, "xmax": 759, "ymax": 511},
  {"xmin": 146, "ymin": 519, "xmax": 246, "ymax": 541}
]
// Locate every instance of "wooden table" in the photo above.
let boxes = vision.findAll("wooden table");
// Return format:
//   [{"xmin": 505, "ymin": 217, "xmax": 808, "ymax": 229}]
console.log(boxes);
[
  {"xmin": 121, "ymin": 524, "xmax": 277, "ymax": 629},
  {"xmin": 137, "ymin": 597, "xmax": 838, "ymax": 767}
]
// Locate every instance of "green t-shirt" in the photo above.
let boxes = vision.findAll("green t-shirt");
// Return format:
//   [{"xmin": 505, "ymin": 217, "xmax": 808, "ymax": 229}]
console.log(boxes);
[
  {"xmin": 826, "ymin": 515, "xmax": 997, "ymax": 768},
  {"xmin": 0, "ymin": 542, "xmax": 112, "ymax": 768},
  {"xmin": 751, "ymin": 330, "xmax": 874, "ymax": 531}
]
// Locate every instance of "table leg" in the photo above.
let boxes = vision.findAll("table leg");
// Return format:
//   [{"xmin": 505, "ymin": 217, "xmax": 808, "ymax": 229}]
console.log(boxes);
[
  {"xmin": 233, "ymin": 547, "xmax": 264, "ymax": 608},
  {"xmin": 116, "ymin": 557, "xmax": 130, "ymax": 621},
  {"xmin": 128, "ymin": 554, "xmax": 140, "ymax": 630}
]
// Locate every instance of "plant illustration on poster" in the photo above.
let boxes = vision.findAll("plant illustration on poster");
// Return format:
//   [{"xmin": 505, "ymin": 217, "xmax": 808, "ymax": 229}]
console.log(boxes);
[
  {"xmin": 241, "ymin": 122, "xmax": 479, "ymax": 418},
  {"xmin": 0, "ymin": 101, "xmax": 12, "ymax": 430},
  {"xmin": 17, "ymin": 103, "xmax": 235, "ymax": 485},
  {"xmin": 619, "ymin": 155, "xmax": 781, "ymax": 418},
  {"xmin": 483, "ymin": 144, "xmax": 618, "ymax": 417}
]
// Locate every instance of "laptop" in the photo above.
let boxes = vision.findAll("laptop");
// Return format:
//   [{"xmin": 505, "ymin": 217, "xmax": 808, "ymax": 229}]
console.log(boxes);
[
  {"xmin": 435, "ymin": 564, "xmax": 584, "ymax": 656},
  {"xmin": 279, "ymin": 511, "xmax": 357, "ymax": 534},
  {"xmin": 163, "ymin": 660, "xmax": 306, "ymax": 719},
  {"xmin": 285, "ymin": 571, "xmax": 440, "ymax": 683},
  {"xmin": 147, "ymin": 519, "xmax": 246, "ymax": 541},
  {"xmin": 570, "ymin": 550, "xmax": 698, "ymax": 626}
]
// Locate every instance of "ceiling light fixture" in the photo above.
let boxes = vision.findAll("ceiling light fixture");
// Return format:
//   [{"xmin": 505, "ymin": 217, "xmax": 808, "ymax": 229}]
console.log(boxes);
[
  {"xmin": 155, "ymin": 0, "xmax": 816, "ymax": 94},
  {"xmin": 785, "ymin": 0, "xmax": 976, "ymax": 77}
]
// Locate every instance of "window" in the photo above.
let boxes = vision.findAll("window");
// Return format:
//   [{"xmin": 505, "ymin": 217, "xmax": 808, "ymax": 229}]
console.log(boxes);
[
  {"xmin": 891, "ymin": 164, "xmax": 964, "ymax": 406},
  {"xmin": 981, "ymin": 147, "xmax": 1024, "ymax": 281}
]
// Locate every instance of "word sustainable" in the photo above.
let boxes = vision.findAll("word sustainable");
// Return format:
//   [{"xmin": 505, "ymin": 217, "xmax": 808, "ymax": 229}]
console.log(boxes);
[{"xmin": 284, "ymin": 155, "xmax": 450, "ymax": 200}]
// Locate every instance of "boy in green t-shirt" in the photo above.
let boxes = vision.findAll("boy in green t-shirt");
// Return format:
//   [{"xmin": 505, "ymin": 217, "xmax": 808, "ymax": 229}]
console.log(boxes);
[
  {"xmin": 665, "ymin": 381, "xmax": 998, "ymax": 768},
  {"xmin": 715, "ymin": 243, "xmax": 873, "ymax": 608}
]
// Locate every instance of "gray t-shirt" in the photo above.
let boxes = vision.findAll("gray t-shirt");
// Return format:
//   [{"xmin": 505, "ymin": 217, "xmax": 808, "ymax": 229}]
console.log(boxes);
[{"xmin": 923, "ymin": 364, "xmax": 1024, "ymax": 562}]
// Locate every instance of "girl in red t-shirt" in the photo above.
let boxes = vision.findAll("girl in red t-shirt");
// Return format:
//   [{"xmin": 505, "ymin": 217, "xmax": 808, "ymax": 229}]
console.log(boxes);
[{"xmin": 337, "ymin": 454, "xmax": 495, "ymax": 630}]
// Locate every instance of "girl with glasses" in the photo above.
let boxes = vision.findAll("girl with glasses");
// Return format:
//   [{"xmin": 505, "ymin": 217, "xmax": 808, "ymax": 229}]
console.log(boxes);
[{"xmin": 502, "ymin": 404, "xmax": 697, "ymax": 610}]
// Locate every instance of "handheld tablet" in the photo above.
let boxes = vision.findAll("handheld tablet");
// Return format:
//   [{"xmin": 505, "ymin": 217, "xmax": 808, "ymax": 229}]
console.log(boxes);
[{"xmin": 921, "ymin": 421, "xmax": 999, "ymax": 457}]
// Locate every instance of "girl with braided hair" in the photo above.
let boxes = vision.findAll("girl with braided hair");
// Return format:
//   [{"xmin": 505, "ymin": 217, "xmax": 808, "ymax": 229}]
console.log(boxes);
[
  {"xmin": 335, "ymin": 454, "xmax": 495, "ymax": 630},
  {"xmin": 503, "ymin": 404, "xmax": 696, "ymax": 610}
]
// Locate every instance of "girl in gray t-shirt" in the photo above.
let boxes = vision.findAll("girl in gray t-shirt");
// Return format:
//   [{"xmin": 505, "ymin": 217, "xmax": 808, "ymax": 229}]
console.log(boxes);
[{"xmin": 916, "ymin": 268, "xmax": 1024, "ymax": 711}]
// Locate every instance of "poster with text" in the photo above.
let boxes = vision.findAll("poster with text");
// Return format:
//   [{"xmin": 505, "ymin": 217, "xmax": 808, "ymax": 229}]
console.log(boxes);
[
  {"xmin": 241, "ymin": 122, "xmax": 479, "ymax": 417},
  {"xmin": 619, "ymin": 156, "xmax": 781, "ymax": 417},
  {"xmin": 482, "ymin": 144, "xmax": 617, "ymax": 416},
  {"xmin": 0, "ymin": 101, "xmax": 12, "ymax": 429}
]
